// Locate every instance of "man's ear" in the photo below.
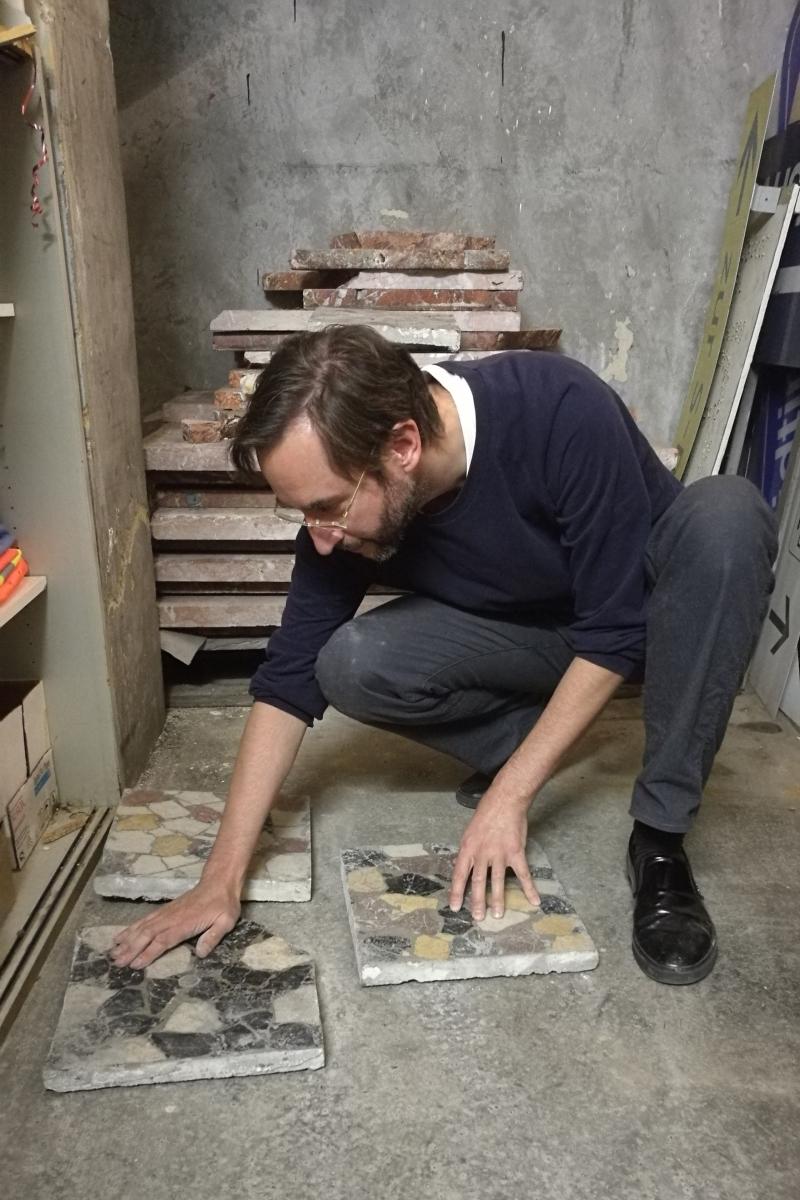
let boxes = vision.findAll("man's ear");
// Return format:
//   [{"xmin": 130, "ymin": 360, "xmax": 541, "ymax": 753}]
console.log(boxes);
[{"xmin": 387, "ymin": 420, "xmax": 422, "ymax": 472}]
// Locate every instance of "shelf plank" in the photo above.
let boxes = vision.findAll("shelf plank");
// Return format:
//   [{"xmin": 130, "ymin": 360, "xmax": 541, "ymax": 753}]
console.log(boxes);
[{"xmin": 0, "ymin": 575, "xmax": 46, "ymax": 630}]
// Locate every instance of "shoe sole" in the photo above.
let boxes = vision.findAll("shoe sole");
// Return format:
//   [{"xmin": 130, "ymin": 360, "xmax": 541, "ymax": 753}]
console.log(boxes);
[
  {"xmin": 455, "ymin": 789, "xmax": 481, "ymax": 810},
  {"xmin": 626, "ymin": 855, "xmax": 718, "ymax": 986}
]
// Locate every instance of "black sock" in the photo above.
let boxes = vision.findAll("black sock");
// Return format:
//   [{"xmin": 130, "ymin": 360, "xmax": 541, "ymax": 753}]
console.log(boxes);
[{"xmin": 630, "ymin": 819, "xmax": 685, "ymax": 859}]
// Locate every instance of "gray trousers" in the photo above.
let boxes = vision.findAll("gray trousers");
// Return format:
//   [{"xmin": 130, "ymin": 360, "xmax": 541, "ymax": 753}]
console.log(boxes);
[{"xmin": 315, "ymin": 476, "xmax": 778, "ymax": 833}]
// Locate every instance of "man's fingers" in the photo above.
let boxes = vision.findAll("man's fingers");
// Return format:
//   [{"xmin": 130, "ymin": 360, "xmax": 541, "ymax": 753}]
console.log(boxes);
[
  {"xmin": 490, "ymin": 861, "xmax": 507, "ymax": 918},
  {"xmin": 196, "ymin": 913, "xmax": 235, "ymax": 959},
  {"xmin": 449, "ymin": 849, "xmax": 473, "ymax": 912},
  {"xmin": 111, "ymin": 919, "xmax": 159, "ymax": 967},
  {"xmin": 511, "ymin": 854, "xmax": 541, "ymax": 908},
  {"xmin": 470, "ymin": 864, "xmax": 488, "ymax": 921}
]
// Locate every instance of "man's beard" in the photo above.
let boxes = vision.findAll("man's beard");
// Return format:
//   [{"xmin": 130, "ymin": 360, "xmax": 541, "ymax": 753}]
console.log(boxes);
[{"xmin": 364, "ymin": 475, "xmax": 421, "ymax": 563}]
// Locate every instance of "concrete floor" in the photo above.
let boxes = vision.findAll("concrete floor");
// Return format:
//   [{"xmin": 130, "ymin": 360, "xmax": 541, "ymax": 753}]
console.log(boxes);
[{"xmin": 2, "ymin": 690, "xmax": 799, "ymax": 1199}]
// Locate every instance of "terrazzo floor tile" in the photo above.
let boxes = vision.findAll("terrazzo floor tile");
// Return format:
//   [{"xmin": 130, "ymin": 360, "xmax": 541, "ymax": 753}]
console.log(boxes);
[
  {"xmin": 43, "ymin": 921, "xmax": 324, "ymax": 1091},
  {"xmin": 93, "ymin": 789, "xmax": 310, "ymax": 901},
  {"xmin": 341, "ymin": 842, "xmax": 599, "ymax": 985}
]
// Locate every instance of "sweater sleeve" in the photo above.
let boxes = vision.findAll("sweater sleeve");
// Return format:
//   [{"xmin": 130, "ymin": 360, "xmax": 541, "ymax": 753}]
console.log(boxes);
[
  {"xmin": 249, "ymin": 529, "xmax": 373, "ymax": 723},
  {"xmin": 545, "ymin": 379, "xmax": 651, "ymax": 678}
]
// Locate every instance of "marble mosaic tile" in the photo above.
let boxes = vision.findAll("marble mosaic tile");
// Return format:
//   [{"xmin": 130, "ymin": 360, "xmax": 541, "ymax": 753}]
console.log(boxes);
[
  {"xmin": 341, "ymin": 842, "xmax": 598, "ymax": 985},
  {"xmin": 93, "ymin": 790, "xmax": 310, "ymax": 902},
  {"xmin": 43, "ymin": 921, "xmax": 324, "ymax": 1091}
]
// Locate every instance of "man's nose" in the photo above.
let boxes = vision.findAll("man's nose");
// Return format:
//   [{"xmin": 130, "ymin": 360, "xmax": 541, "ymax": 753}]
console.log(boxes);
[{"xmin": 308, "ymin": 526, "xmax": 344, "ymax": 555}]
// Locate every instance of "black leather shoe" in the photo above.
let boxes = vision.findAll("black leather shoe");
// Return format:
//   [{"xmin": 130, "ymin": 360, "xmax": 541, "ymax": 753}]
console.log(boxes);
[
  {"xmin": 455, "ymin": 771, "xmax": 495, "ymax": 809},
  {"xmin": 626, "ymin": 843, "xmax": 718, "ymax": 985}
]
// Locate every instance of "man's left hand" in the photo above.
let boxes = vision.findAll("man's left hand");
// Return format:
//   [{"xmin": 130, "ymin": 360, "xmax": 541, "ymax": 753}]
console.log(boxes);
[{"xmin": 448, "ymin": 792, "xmax": 540, "ymax": 920}]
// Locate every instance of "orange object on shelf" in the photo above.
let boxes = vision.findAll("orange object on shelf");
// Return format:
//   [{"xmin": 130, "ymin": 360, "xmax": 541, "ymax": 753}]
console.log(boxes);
[{"xmin": 0, "ymin": 555, "xmax": 29, "ymax": 601}]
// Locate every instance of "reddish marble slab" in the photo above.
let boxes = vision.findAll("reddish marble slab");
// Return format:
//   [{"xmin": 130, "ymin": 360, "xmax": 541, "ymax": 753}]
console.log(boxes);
[
  {"xmin": 459, "ymin": 329, "xmax": 562, "ymax": 350},
  {"xmin": 290, "ymin": 248, "xmax": 511, "ymax": 271},
  {"xmin": 330, "ymin": 231, "xmax": 495, "ymax": 250},
  {"xmin": 303, "ymin": 288, "xmax": 518, "ymax": 311}
]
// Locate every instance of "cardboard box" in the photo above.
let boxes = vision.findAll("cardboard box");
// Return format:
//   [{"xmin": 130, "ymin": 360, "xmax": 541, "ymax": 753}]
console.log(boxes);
[
  {"xmin": 0, "ymin": 822, "xmax": 15, "ymax": 922},
  {"xmin": 4, "ymin": 748, "xmax": 58, "ymax": 868},
  {"xmin": 0, "ymin": 681, "xmax": 51, "ymax": 815}
]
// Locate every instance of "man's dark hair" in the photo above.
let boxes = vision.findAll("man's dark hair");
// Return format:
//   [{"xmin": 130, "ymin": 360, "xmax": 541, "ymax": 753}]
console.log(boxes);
[{"xmin": 230, "ymin": 324, "xmax": 444, "ymax": 481}]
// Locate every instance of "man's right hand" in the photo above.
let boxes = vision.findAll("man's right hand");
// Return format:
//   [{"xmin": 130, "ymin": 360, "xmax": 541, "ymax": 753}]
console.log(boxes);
[{"xmin": 110, "ymin": 879, "xmax": 241, "ymax": 970}]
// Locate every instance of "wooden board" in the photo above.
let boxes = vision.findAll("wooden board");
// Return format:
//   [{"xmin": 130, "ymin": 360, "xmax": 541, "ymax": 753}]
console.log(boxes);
[
  {"xmin": 150, "ymin": 507, "xmax": 298, "ymax": 542},
  {"xmin": 158, "ymin": 592, "xmax": 393, "ymax": 628},
  {"xmin": 673, "ymin": 75, "xmax": 776, "ymax": 477},
  {"xmin": 685, "ymin": 187, "xmax": 799, "ymax": 482}
]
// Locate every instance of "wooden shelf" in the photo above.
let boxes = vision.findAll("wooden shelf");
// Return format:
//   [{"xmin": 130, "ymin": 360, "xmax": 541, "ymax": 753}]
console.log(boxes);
[{"xmin": 0, "ymin": 574, "xmax": 45, "ymax": 629}]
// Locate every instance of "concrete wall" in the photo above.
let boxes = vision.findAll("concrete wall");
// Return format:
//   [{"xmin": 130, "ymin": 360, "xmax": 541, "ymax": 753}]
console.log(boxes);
[{"xmin": 110, "ymin": 0, "xmax": 796, "ymax": 447}]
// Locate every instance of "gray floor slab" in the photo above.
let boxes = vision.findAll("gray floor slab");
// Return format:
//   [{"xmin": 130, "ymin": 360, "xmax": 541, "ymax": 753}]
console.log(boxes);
[
  {"xmin": 2, "ymin": 692, "xmax": 799, "ymax": 1199},
  {"xmin": 341, "ymin": 841, "xmax": 598, "ymax": 983},
  {"xmin": 43, "ymin": 921, "xmax": 323, "ymax": 1092}
]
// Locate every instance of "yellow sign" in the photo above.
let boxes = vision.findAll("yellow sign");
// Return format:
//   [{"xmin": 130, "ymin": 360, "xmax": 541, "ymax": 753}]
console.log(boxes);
[{"xmin": 673, "ymin": 75, "xmax": 775, "ymax": 478}]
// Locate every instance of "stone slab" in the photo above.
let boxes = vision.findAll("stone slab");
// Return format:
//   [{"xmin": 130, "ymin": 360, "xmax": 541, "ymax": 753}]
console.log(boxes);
[
  {"xmin": 243, "ymin": 349, "xmax": 502, "ymax": 366},
  {"xmin": 156, "ymin": 592, "xmax": 393, "ymax": 630},
  {"xmin": 93, "ymin": 789, "xmax": 312, "ymax": 902},
  {"xmin": 43, "ymin": 921, "xmax": 324, "ymax": 1091},
  {"xmin": 303, "ymin": 289, "xmax": 519, "ymax": 311},
  {"xmin": 291, "ymin": 248, "xmax": 511, "ymax": 271},
  {"xmin": 341, "ymin": 842, "xmax": 598, "ymax": 986},
  {"xmin": 155, "ymin": 552, "xmax": 295, "ymax": 585},
  {"xmin": 459, "ymin": 329, "xmax": 562, "ymax": 350},
  {"xmin": 144, "ymin": 424, "xmax": 236, "ymax": 473},
  {"xmin": 340, "ymin": 270, "xmax": 522, "ymax": 291},
  {"xmin": 262, "ymin": 269, "xmax": 352, "ymax": 290},
  {"xmin": 211, "ymin": 308, "xmax": 462, "ymax": 351},
  {"xmin": 161, "ymin": 393, "xmax": 217, "ymax": 422},
  {"xmin": 329, "ymin": 231, "xmax": 495, "ymax": 250},
  {"xmin": 150, "ymin": 506, "xmax": 298, "ymax": 542},
  {"xmin": 211, "ymin": 307, "xmax": 516, "ymax": 334},
  {"xmin": 152, "ymin": 487, "xmax": 276, "ymax": 509},
  {"xmin": 210, "ymin": 307, "xmax": 459, "ymax": 333}
]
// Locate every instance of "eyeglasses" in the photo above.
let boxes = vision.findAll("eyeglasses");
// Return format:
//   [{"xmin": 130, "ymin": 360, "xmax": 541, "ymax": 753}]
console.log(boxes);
[{"xmin": 273, "ymin": 469, "xmax": 367, "ymax": 530}]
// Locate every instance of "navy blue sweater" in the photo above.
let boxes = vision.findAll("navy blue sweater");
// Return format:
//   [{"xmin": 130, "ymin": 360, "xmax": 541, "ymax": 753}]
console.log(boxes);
[{"xmin": 250, "ymin": 351, "xmax": 682, "ymax": 723}]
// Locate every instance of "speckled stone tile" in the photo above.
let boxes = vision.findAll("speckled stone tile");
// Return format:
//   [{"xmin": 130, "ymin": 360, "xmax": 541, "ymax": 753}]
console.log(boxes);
[
  {"xmin": 93, "ymin": 789, "xmax": 310, "ymax": 902},
  {"xmin": 341, "ymin": 842, "xmax": 599, "ymax": 985},
  {"xmin": 43, "ymin": 921, "xmax": 324, "ymax": 1091}
]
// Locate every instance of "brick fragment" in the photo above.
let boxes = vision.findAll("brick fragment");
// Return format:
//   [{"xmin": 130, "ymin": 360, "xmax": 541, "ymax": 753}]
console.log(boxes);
[
  {"xmin": 182, "ymin": 418, "xmax": 224, "ymax": 443},
  {"xmin": 228, "ymin": 369, "xmax": 264, "ymax": 394},
  {"xmin": 215, "ymin": 387, "xmax": 246, "ymax": 411}
]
